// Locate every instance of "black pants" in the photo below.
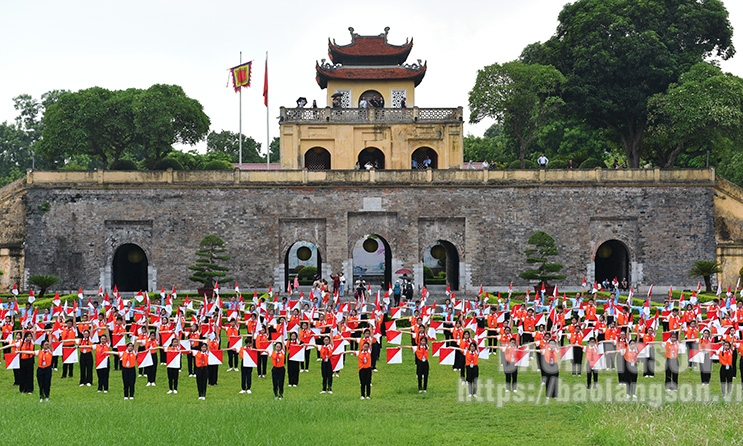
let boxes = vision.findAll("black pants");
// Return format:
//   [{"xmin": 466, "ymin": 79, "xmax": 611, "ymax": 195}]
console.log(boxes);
[
  {"xmin": 625, "ymin": 362, "xmax": 638, "ymax": 396},
  {"xmin": 195, "ymin": 366, "xmax": 208, "ymax": 397},
  {"xmin": 371, "ymin": 343, "xmax": 380, "ymax": 370},
  {"xmin": 37, "ymin": 366, "xmax": 52, "ymax": 399},
  {"xmin": 701, "ymin": 354, "xmax": 712, "ymax": 384},
  {"xmin": 465, "ymin": 365, "xmax": 479, "ymax": 396},
  {"xmin": 616, "ymin": 354, "xmax": 626, "ymax": 384},
  {"xmin": 167, "ymin": 367, "xmax": 179, "ymax": 391},
  {"xmin": 687, "ymin": 341, "xmax": 698, "ymax": 367},
  {"xmin": 113, "ymin": 354, "xmax": 119, "ymax": 371},
  {"xmin": 321, "ymin": 360, "xmax": 333, "ymax": 391},
  {"xmin": 665, "ymin": 357, "xmax": 679, "ymax": 390},
  {"xmin": 241, "ymin": 365, "xmax": 253, "ymax": 391},
  {"xmin": 417, "ymin": 360, "xmax": 429, "ymax": 391},
  {"xmin": 160, "ymin": 349, "xmax": 167, "ymax": 365},
  {"xmin": 258, "ymin": 355, "xmax": 268, "ymax": 376},
  {"xmin": 487, "ymin": 330, "xmax": 498, "ymax": 347},
  {"xmin": 79, "ymin": 352, "xmax": 93, "ymax": 385},
  {"xmin": 122, "ymin": 367, "xmax": 136, "ymax": 398},
  {"xmin": 97, "ymin": 366, "xmax": 109, "ymax": 391},
  {"xmin": 62, "ymin": 362, "xmax": 74, "ymax": 378},
  {"xmin": 586, "ymin": 364, "xmax": 598, "ymax": 389},
  {"xmin": 720, "ymin": 365, "xmax": 734, "ymax": 396},
  {"xmin": 505, "ymin": 367, "xmax": 518, "ymax": 391},
  {"xmin": 359, "ymin": 367, "xmax": 372, "ymax": 397},
  {"xmin": 604, "ymin": 343, "xmax": 616, "ymax": 369},
  {"xmin": 272, "ymin": 366, "xmax": 285, "ymax": 397},
  {"xmin": 208, "ymin": 364, "xmax": 218, "ymax": 385},
  {"xmin": 147, "ymin": 353, "xmax": 157, "ymax": 384},
  {"xmin": 228, "ymin": 350, "xmax": 238, "ymax": 369},
  {"xmin": 187, "ymin": 348, "xmax": 198, "ymax": 375},
  {"xmin": 303, "ymin": 348, "xmax": 311, "ymax": 371},
  {"xmin": 288, "ymin": 360, "xmax": 300, "ymax": 386},
  {"xmin": 454, "ymin": 351, "xmax": 464, "ymax": 373},
  {"xmin": 572, "ymin": 346, "xmax": 583, "ymax": 375},
  {"xmin": 19, "ymin": 357, "xmax": 34, "ymax": 393},
  {"xmin": 643, "ymin": 349, "xmax": 655, "ymax": 377}
]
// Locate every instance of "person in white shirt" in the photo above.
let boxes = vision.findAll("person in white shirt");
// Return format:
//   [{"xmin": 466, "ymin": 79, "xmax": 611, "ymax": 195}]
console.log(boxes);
[{"xmin": 537, "ymin": 154, "xmax": 549, "ymax": 168}]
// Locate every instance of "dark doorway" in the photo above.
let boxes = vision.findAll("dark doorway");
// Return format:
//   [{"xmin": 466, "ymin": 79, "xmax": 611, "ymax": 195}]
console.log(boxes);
[
  {"xmin": 595, "ymin": 240, "xmax": 630, "ymax": 285},
  {"xmin": 304, "ymin": 147, "xmax": 331, "ymax": 170},
  {"xmin": 352, "ymin": 234, "xmax": 392, "ymax": 290},
  {"xmin": 358, "ymin": 147, "xmax": 385, "ymax": 170},
  {"xmin": 113, "ymin": 244, "xmax": 148, "ymax": 292},
  {"xmin": 284, "ymin": 241, "xmax": 322, "ymax": 290},
  {"xmin": 411, "ymin": 147, "xmax": 438, "ymax": 169},
  {"xmin": 423, "ymin": 240, "xmax": 460, "ymax": 290}
]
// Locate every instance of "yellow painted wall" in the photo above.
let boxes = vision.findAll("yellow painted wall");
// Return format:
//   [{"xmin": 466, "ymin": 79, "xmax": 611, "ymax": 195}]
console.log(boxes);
[{"xmin": 325, "ymin": 80, "xmax": 416, "ymax": 107}]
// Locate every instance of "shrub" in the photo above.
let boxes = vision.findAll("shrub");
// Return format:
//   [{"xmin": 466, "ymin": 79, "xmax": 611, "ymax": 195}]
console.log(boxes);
[
  {"xmin": 548, "ymin": 159, "xmax": 567, "ymax": 169},
  {"xmin": 153, "ymin": 158, "xmax": 185, "ymax": 171},
  {"xmin": 518, "ymin": 231, "xmax": 566, "ymax": 286},
  {"xmin": 423, "ymin": 265, "xmax": 434, "ymax": 279},
  {"xmin": 202, "ymin": 160, "xmax": 234, "ymax": 170},
  {"xmin": 110, "ymin": 159, "xmax": 139, "ymax": 171},
  {"xmin": 579, "ymin": 158, "xmax": 605, "ymax": 169},
  {"xmin": 507, "ymin": 159, "xmax": 537, "ymax": 169},
  {"xmin": 298, "ymin": 266, "xmax": 317, "ymax": 280},
  {"xmin": 187, "ymin": 234, "xmax": 234, "ymax": 287},
  {"xmin": 28, "ymin": 274, "xmax": 60, "ymax": 299}
]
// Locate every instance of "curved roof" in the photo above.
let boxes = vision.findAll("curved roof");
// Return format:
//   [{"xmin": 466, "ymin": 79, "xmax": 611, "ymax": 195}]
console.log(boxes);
[
  {"xmin": 328, "ymin": 27, "xmax": 413, "ymax": 65},
  {"xmin": 315, "ymin": 62, "xmax": 427, "ymax": 89}
]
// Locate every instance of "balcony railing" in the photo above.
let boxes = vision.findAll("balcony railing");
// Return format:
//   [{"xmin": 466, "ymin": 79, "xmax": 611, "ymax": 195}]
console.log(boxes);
[{"xmin": 279, "ymin": 106, "xmax": 464, "ymax": 124}]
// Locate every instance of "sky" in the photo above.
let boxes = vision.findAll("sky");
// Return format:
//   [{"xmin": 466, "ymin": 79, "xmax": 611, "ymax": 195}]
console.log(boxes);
[{"xmin": 2, "ymin": 0, "xmax": 743, "ymax": 154}]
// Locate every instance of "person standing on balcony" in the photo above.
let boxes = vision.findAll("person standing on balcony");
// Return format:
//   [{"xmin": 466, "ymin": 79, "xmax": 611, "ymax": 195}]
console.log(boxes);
[
  {"xmin": 400, "ymin": 97, "xmax": 407, "ymax": 109},
  {"xmin": 312, "ymin": 100, "xmax": 317, "ymax": 108},
  {"xmin": 538, "ymin": 153, "xmax": 549, "ymax": 168}
]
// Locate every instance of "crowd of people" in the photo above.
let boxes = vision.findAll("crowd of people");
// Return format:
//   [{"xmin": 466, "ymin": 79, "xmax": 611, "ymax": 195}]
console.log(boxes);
[{"xmin": 1, "ymin": 280, "xmax": 742, "ymax": 403}]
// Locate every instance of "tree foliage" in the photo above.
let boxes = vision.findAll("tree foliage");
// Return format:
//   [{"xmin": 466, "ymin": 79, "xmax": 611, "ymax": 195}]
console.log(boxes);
[
  {"xmin": 28, "ymin": 274, "xmax": 60, "ymax": 299},
  {"xmin": 469, "ymin": 61, "xmax": 565, "ymax": 168},
  {"xmin": 688, "ymin": 260, "xmax": 721, "ymax": 293},
  {"xmin": 522, "ymin": 0, "xmax": 735, "ymax": 167},
  {"xmin": 518, "ymin": 231, "xmax": 566, "ymax": 285},
  {"xmin": 206, "ymin": 130, "xmax": 263, "ymax": 163},
  {"xmin": 187, "ymin": 235, "xmax": 233, "ymax": 287}
]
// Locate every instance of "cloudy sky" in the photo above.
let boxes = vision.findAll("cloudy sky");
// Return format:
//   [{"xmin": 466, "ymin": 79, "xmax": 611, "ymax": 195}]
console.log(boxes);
[{"xmin": 2, "ymin": 0, "xmax": 743, "ymax": 152}]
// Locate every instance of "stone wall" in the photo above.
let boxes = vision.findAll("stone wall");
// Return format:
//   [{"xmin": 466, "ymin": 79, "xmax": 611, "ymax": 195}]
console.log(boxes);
[
  {"xmin": 2, "ymin": 168, "xmax": 724, "ymax": 294},
  {"xmin": 0, "ymin": 180, "xmax": 26, "ymax": 291}
]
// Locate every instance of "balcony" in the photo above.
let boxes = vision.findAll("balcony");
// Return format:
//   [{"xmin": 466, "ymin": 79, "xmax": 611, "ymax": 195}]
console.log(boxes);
[{"xmin": 279, "ymin": 106, "xmax": 464, "ymax": 124}]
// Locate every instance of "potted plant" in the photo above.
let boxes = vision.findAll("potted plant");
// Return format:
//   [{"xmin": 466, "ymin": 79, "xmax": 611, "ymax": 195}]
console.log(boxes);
[
  {"xmin": 518, "ymin": 231, "xmax": 566, "ymax": 295},
  {"xmin": 187, "ymin": 234, "xmax": 234, "ymax": 297}
]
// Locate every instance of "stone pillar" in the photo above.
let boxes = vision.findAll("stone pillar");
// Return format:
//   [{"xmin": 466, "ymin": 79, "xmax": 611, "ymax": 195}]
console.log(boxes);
[
  {"xmin": 148, "ymin": 266, "xmax": 157, "ymax": 292},
  {"xmin": 413, "ymin": 262, "xmax": 424, "ymax": 292}
]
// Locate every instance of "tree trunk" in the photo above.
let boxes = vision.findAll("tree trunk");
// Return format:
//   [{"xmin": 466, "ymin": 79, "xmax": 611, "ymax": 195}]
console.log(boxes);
[
  {"xmin": 703, "ymin": 275, "xmax": 712, "ymax": 293},
  {"xmin": 619, "ymin": 120, "xmax": 645, "ymax": 168}
]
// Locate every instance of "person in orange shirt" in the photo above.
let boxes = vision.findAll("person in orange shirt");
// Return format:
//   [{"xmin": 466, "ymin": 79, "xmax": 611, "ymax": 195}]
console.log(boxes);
[
  {"xmin": 356, "ymin": 341, "xmax": 373, "ymax": 399},
  {"xmin": 664, "ymin": 332, "xmax": 680, "ymax": 391},
  {"xmin": 416, "ymin": 337, "xmax": 430, "ymax": 393},
  {"xmin": 78, "ymin": 329, "xmax": 94, "ymax": 387},
  {"xmin": 486, "ymin": 306, "xmax": 499, "ymax": 348},
  {"xmin": 226, "ymin": 319, "xmax": 240, "ymax": 372},
  {"xmin": 299, "ymin": 321, "xmax": 314, "ymax": 373},
  {"xmin": 623, "ymin": 339, "xmax": 639, "ymax": 398},
  {"xmin": 60, "ymin": 318, "xmax": 77, "ymax": 379},
  {"xmin": 568, "ymin": 319, "xmax": 584, "ymax": 376},
  {"xmin": 270, "ymin": 341, "xmax": 286, "ymax": 399},
  {"xmin": 699, "ymin": 329, "xmax": 713, "ymax": 385},
  {"xmin": 457, "ymin": 331, "xmax": 473, "ymax": 384},
  {"xmin": 465, "ymin": 341, "xmax": 479, "ymax": 397},
  {"xmin": 521, "ymin": 308, "xmax": 536, "ymax": 345},
  {"xmin": 207, "ymin": 336, "xmax": 221, "ymax": 386},
  {"xmin": 164, "ymin": 337, "xmax": 182, "ymax": 394},
  {"xmin": 18, "ymin": 339, "xmax": 53, "ymax": 402},
  {"xmin": 318, "ymin": 335, "xmax": 334, "ymax": 394},
  {"xmin": 18, "ymin": 331, "xmax": 35, "ymax": 394},
  {"xmin": 603, "ymin": 321, "xmax": 618, "ymax": 370},
  {"xmin": 287, "ymin": 331, "xmax": 302, "ymax": 387},
  {"xmin": 584, "ymin": 337, "xmax": 601, "ymax": 390},
  {"xmin": 719, "ymin": 341, "xmax": 734, "ymax": 397},
  {"xmin": 254, "ymin": 328, "xmax": 270, "ymax": 379},
  {"xmin": 192, "ymin": 342, "xmax": 209, "ymax": 400},
  {"xmin": 94, "ymin": 334, "xmax": 111, "ymax": 393},
  {"xmin": 145, "ymin": 331, "xmax": 159, "ymax": 387},
  {"xmin": 615, "ymin": 331, "xmax": 628, "ymax": 386},
  {"xmin": 684, "ymin": 320, "xmax": 700, "ymax": 369},
  {"xmin": 642, "ymin": 327, "xmax": 656, "ymax": 378},
  {"xmin": 543, "ymin": 339, "xmax": 559, "ymax": 399},
  {"xmin": 503, "ymin": 338, "xmax": 519, "ymax": 392},
  {"xmin": 186, "ymin": 324, "xmax": 202, "ymax": 377},
  {"xmin": 112, "ymin": 342, "xmax": 138, "ymax": 400}
]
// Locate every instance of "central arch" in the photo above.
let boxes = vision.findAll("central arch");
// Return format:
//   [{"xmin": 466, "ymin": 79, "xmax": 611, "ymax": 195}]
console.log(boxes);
[
  {"xmin": 285, "ymin": 241, "xmax": 322, "ymax": 290},
  {"xmin": 423, "ymin": 240, "xmax": 460, "ymax": 290},
  {"xmin": 411, "ymin": 147, "xmax": 438, "ymax": 169},
  {"xmin": 304, "ymin": 147, "xmax": 331, "ymax": 170},
  {"xmin": 594, "ymin": 240, "xmax": 630, "ymax": 285},
  {"xmin": 352, "ymin": 234, "xmax": 392, "ymax": 290},
  {"xmin": 358, "ymin": 147, "xmax": 385, "ymax": 170},
  {"xmin": 112, "ymin": 244, "xmax": 148, "ymax": 292}
]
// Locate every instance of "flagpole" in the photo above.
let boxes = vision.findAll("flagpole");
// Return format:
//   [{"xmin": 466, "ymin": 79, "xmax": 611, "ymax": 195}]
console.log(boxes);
[
  {"xmin": 265, "ymin": 51, "xmax": 270, "ymax": 170},
  {"xmin": 238, "ymin": 51, "xmax": 243, "ymax": 167}
]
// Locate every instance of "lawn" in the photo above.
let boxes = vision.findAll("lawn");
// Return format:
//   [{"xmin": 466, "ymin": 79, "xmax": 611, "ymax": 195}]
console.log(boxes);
[{"xmin": 1, "ymin": 338, "xmax": 742, "ymax": 446}]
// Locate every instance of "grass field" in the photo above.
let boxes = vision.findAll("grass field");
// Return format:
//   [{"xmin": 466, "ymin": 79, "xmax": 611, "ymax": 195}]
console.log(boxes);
[{"xmin": 1, "ymin": 338, "xmax": 742, "ymax": 446}]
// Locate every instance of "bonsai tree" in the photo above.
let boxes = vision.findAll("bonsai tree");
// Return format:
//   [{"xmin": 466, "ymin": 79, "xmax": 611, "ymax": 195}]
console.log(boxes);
[
  {"xmin": 518, "ymin": 231, "xmax": 566, "ymax": 286},
  {"xmin": 28, "ymin": 274, "xmax": 59, "ymax": 299},
  {"xmin": 689, "ymin": 260, "xmax": 721, "ymax": 293},
  {"xmin": 188, "ymin": 234, "xmax": 234, "ymax": 288}
]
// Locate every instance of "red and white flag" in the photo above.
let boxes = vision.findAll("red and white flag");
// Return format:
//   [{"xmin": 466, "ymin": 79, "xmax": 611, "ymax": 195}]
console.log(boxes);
[
  {"xmin": 4, "ymin": 353, "xmax": 19, "ymax": 369},
  {"xmin": 95, "ymin": 350, "xmax": 109, "ymax": 370},
  {"xmin": 587, "ymin": 352, "xmax": 607, "ymax": 370},
  {"xmin": 63, "ymin": 348, "xmax": 78, "ymax": 364},
  {"xmin": 431, "ymin": 341, "xmax": 445, "ymax": 357},
  {"xmin": 166, "ymin": 351, "xmax": 181, "ymax": 369},
  {"xmin": 51, "ymin": 342, "xmax": 62, "ymax": 356},
  {"xmin": 514, "ymin": 347, "xmax": 531, "ymax": 367},
  {"xmin": 137, "ymin": 351, "xmax": 153, "ymax": 368},
  {"xmin": 558, "ymin": 346, "xmax": 573, "ymax": 362},
  {"xmin": 330, "ymin": 354, "xmax": 344, "ymax": 372},
  {"xmin": 386, "ymin": 330, "xmax": 402, "ymax": 345},
  {"xmin": 389, "ymin": 307, "xmax": 403, "ymax": 319},
  {"xmin": 438, "ymin": 347, "xmax": 455, "ymax": 365},
  {"xmin": 386, "ymin": 347, "xmax": 402, "ymax": 364},
  {"xmin": 28, "ymin": 289, "xmax": 36, "ymax": 304},
  {"xmin": 241, "ymin": 349, "xmax": 259, "ymax": 368},
  {"xmin": 289, "ymin": 344, "xmax": 305, "ymax": 362},
  {"xmin": 208, "ymin": 350, "xmax": 223, "ymax": 365}
]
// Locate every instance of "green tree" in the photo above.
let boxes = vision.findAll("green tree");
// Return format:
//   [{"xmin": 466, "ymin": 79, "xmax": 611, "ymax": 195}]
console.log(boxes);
[
  {"xmin": 518, "ymin": 231, "xmax": 566, "ymax": 286},
  {"xmin": 469, "ymin": 61, "xmax": 565, "ymax": 168},
  {"xmin": 689, "ymin": 260, "xmax": 721, "ymax": 293},
  {"xmin": 646, "ymin": 63, "xmax": 743, "ymax": 168},
  {"xmin": 269, "ymin": 136, "xmax": 280, "ymax": 163},
  {"xmin": 187, "ymin": 235, "xmax": 234, "ymax": 288},
  {"xmin": 206, "ymin": 130, "xmax": 263, "ymax": 163},
  {"xmin": 523, "ymin": 0, "xmax": 735, "ymax": 167},
  {"xmin": 28, "ymin": 274, "xmax": 60, "ymax": 299}
]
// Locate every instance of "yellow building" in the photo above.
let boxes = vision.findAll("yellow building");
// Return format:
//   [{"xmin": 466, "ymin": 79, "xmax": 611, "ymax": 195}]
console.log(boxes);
[{"xmin": 279, "ymin": 27, "xmax": 464, "ymax": 170}]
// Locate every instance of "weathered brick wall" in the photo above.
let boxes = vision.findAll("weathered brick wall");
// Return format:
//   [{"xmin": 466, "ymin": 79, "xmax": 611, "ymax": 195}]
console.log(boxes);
[
  {"xmin": 0, "ymin": 180, "xmax": 27, "ymax": 290},
  {"xmin": 17, "ymin": 180, "xmax": 716, "ymax": 293}
]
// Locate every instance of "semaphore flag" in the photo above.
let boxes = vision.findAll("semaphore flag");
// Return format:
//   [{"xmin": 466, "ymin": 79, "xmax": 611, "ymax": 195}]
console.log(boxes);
[
  {"xmin": 63, "ymin": 347, "xmax": 78, "ymax": 364},
  {"xmin": 438, "ymin": 347, "xmax": 455, "ymax": 365},
  {"xmin": 230, "ymin": 62, "xmax": 252, "ymax": 92},
  {"xmin": 386, "ymin": 347, "xmax": 402, "ymax": 364},
  {"xmin": 330, "ymin": 354, "xmax": 344, "ymax": 372},
  {"xmin": 242, "ymin": 348, "xmax": 258, "ymax": 368},
  {"xmin": 4, "ymin": 353, "xmax": 19, "ymax": 369},
  {"xmin": 166, "ymin": 351, "xmax": 181, "ymax": 369},
  {"xmin": 208, "ymin": 350, "xmax": 223, "ymax": 365},
  {"xmin": 289, "ymin": 344, "xmax": 305, "ymax": 362},
  {"xmin": 386, "ymin": 330, "xmax": 402, "ymax": 345}
]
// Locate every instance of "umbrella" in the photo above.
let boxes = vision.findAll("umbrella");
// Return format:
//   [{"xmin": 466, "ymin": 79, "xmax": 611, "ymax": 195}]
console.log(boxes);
[
  {"xmin": 395, "ymin": 268, "xmax": 413, "ymax": 275},
  {"xmin": 331, "ymin": 92, "xmax": 345, "ymax": 98},
  {"xmin": 296, "ymin": 97, "xmax": 307, "ymax": 106}
]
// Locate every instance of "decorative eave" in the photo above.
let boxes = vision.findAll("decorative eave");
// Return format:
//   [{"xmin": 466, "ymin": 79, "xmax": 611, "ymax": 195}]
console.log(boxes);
[
  {"xmin": 328, "ymin": 27, "xmax": 413, "ymax": 65},
  {"xmin": 315, "ymin": 60, "xmax": 427, "ymax": 89}
]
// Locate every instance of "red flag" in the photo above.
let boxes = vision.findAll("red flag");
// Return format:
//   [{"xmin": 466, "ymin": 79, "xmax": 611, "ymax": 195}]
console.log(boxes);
[{"xmin": 262, "ymin": 57, "xmax": 268, "ymax": 107}]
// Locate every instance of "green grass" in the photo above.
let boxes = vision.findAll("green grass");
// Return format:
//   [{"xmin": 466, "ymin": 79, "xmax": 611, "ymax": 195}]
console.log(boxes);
[{"xmin": 1, "ymin": 339, "xmax": 742, "ymax": 445}]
